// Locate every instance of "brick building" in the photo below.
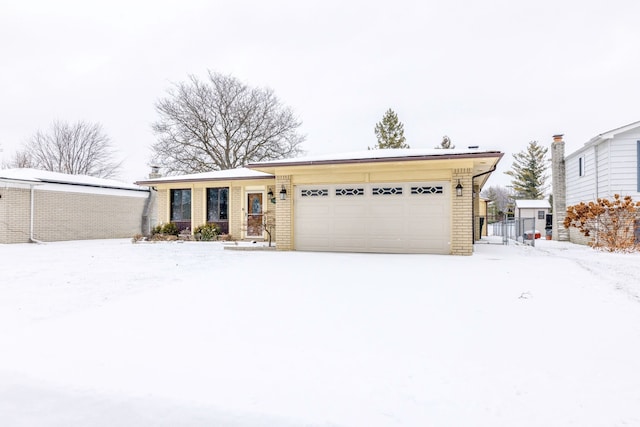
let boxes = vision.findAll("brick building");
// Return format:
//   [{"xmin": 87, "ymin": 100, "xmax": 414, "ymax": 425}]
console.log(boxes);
[{"xmin": 0, "ymin": 169, "xmax": 151, "ymax": 244}]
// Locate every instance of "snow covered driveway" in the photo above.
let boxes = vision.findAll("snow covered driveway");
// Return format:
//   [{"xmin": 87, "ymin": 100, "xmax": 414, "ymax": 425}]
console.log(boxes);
[{"xmin": 1, "ymin": 239, "xmax": 640, "ymax": 426}]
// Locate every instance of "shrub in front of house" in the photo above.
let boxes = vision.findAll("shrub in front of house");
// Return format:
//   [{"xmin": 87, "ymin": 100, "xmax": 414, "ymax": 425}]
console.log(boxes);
[
  {"xmin": 193, "ymin": 223, "xmax": 220, "ymax": 241},
  {"xmin": 149, "ymin": 222, "xmax": 180, "ymax": 241}
]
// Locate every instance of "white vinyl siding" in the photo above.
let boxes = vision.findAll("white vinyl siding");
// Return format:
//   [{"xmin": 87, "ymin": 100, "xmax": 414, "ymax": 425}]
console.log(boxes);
[
  {"xmin": 566, "ymin": 130, "xmax": 640, "ymax": 205},
  {"xmin": 566, "ymin": 147, "xmax": 597, "ymax": 205}
]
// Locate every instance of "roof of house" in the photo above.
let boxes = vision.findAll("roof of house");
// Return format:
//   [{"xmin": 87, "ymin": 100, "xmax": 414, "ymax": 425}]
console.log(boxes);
[
  {"xmin": 0, "ymin": 168, "xmax": 147, "ymax": 192},
  {"xmin": 135, "ymin": 167, "xmax": 273, "ymax": 185},
  {"xmin": 515, "ymin": 199, "xmax": 551, "ymax": 209},
  {"xmin": 248, "ymin": 148, "xmax": 502, "ymax": 168},
  {"xmin": 583, "ymin": 120, "xmax": 640, "ymax": 148}
]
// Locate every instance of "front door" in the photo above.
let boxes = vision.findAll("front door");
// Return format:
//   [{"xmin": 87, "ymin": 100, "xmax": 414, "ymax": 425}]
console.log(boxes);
[{"xmin": 246, "ymin": 193, "xmax": 263, "ymax": 238}]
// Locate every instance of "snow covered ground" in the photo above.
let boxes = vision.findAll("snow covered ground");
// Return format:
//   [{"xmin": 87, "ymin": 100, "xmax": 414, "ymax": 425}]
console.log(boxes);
[{"xmin": 1, "ymin": 238, "xmax": 640, "ymax": 426}]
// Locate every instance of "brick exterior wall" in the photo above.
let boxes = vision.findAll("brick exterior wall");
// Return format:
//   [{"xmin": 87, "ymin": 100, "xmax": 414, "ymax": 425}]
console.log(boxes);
[
  {"xmin": 229, "ymin": 186, "xmax": 242, "ymax": 240},
  {"xmin": 0, "ymin": 186, "xmax": 148, "ymax": 243},
  {"xmin": 192, "ymin": 187, "xmax": 204, "ymax": 231},
  {"xmin": 451, "ymin": 169, "xmax": 473, "ymax": 255},
  {"xmin": 0, "ymin": 187, "xmax": 32, "ymax": 243},
  {"xmin": 275, "ymin": 175, "xmax": 292, "ymax": 250},
  {"xmin": 569, "ymin": 227, "xmax": 592, "ymax": 246},
  {"xmin": 157, "ymin": 189, "xmax": 168, "ymax": 228}
]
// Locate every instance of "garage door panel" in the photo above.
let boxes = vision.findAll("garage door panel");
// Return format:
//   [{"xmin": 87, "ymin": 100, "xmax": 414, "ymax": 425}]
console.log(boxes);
[
  {"xmin": 374, "ymin": 222, "xmax": 406, "ymax": 235},
  {"xmin": 295, "ymin": 182, "xmax": 451, "ymax": 254},
  {"xmin": 334, "ymin": 204, "xmax": 368, "ymax": 216},
  {"xmin": 334, "ymin": 222, "xmax": 367, "ymax": 234},
  {"xmin": 334, "ymin": 238, "xmax": 368, "ymax": 249}
]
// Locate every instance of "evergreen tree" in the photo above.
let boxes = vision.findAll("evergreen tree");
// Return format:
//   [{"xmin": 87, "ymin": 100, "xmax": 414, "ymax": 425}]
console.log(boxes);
[
  {"xmin": 371, "ymin": 108, "xmax": 409, "ymax": 149},
  {"xmin": 505, "ymin": 141, "xmax": 549, "ymax": 199},
  {"xmin": 435, "ymin": 135, "xmax": 455, "ymax": 149}
]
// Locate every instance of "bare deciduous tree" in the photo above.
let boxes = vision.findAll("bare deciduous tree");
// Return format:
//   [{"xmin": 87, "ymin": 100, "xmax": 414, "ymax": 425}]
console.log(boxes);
[
  {"xmin": 151, "ymin": 71, "xmax": 305, "ymax": 174},
  {"xmin": 481, "ymin": 185, "xmax": 511, "ymax": 220},
  {"xmin": 15, "ymin": 121, "xmax": 122, "ymax": 178},
  {"xmin": 4, "ymin": 149, "xmax": 35, "ymax": 169}
]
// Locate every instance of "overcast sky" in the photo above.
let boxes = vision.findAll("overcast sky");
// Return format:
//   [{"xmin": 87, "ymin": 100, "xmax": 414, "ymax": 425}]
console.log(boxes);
[{"xmin": 1, "ymin": 0, "xmax": 639, "ymax": 187}]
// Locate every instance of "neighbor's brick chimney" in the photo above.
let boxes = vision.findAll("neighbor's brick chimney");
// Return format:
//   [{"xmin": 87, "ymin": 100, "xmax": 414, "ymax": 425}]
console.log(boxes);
[
  {"xmin": 148, "ymin": 165, "xmax": 161, "ymax": 179},
  {"xmin": 551, "ymin": 134, "xmax": 569, "ymax": 241}
]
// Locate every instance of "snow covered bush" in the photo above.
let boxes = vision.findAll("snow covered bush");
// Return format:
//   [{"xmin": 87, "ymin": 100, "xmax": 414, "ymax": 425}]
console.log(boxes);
[
  {"xmin": 193, "ymin": 223, "xmax": 219, "ymax": 241},
  {"xmin": 564, "ymin": 194, "xmax": 640, "ymax": 252},
  {"xmin": 152, "ymin": 222, "xmax": 179, "ymax": 236}
]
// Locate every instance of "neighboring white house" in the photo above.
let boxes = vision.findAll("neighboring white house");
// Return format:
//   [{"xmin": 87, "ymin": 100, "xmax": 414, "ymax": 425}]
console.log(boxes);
[
  {"xmin": 565, "ymin": 120, "xmax": 640, "ymax": 206},
  {"xmin": 514, "ymin": 199, "xmax": 551, "ymax": 236},
  {"xmin": 551, "ymin": 121, "xmax": 640, "ymax": 244}
]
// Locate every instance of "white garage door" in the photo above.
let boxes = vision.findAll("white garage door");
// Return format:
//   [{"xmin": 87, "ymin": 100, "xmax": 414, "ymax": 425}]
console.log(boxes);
[{"xmin": 294, "ymin": 182, "xmax": 451, "ymax": 254}]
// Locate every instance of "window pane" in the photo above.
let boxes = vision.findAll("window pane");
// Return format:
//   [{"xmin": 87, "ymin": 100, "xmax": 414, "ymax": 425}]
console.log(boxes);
[
  {"xmin": 171, "ymin": 189, "xmax": 191, "ymax": 221},
  {"xmin": 220, "ymin": 188, "xmax": 228, "ymax": 220},
  {"xmin": 206, "ymin": 188, "xmax": 229, "ymax": 222},
  {"xmin": 207, "ymin": 189, "xmax": 219, "ymax": 221},
  {"xmin": 181, "ymin": 190, "xmax": 191, "ymax": 220}
]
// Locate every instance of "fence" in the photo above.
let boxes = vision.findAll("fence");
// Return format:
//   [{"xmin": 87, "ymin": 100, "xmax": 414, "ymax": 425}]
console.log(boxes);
[{"xmin": 488, "ymin": 218, "xmax": 538, "ymax": 246}]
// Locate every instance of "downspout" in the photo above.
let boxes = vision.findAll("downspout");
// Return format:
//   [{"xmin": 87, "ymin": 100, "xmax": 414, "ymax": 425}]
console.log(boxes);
[
  {"xmin": 29, "ymin": 184, "xmax": 44, "ymax": 244},
  {"xmin": 471, "ymin": 164, "xmax": 498, "ymax": 244}
]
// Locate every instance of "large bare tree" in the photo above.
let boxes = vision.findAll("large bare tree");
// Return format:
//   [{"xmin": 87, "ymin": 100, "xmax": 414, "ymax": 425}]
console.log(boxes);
[
  {"xmin": 13, "ymin": 121, "xmax": 122, "ymax": 178},
  {"xmin": 151, "ymin": 71, "xmax": 305, "ymax": 174}
]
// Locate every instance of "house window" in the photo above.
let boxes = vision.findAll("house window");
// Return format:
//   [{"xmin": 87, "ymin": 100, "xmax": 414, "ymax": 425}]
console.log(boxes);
[
  {"xmin": 207, "ymin": 187, "xmax": 229, "ymax": 234},
  {"xmin": 207, "ymin": 188, "xmax": 228, "ymax": 221},
  {"xmin": 170, "ymin": 189, "xmax": 191, "ymax": 230},
  {"xmin": 336, "ymin": 188, "xmax": 364, "ymax": 196},
  {"xmin": 301, "ymin": 189, "xmax": 328, "ymax": 197},
  {"xmin": 372, "ymin": 187, "xmax": 403, "ymax": 195},
  {"xmin": 538, "ymin": 210, "xmax": 545, "ymax": 220},
  {"xmin": 578, "ymin": 156, "xmax": 585, "ymax": 177}
]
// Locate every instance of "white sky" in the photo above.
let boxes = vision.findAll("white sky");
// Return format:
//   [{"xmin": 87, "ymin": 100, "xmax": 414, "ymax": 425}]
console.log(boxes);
[{"xmin": 1, "ymin": 0, "xmax": 639, "ymax": 187}]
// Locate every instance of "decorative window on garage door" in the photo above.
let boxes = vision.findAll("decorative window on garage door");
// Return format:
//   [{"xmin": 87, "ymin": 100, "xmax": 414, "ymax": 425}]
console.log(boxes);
[
  {"xmin": 372, "ymin": 187, "xmax": 403, "ymax": 195},
  {"xmin": 336, "ymin": 188, "xmax": 364, "ymax": 196},
  {"xmin": 411, "ymin": 186, "xmax": 443, "ymax": 194},
  {"xmin": 301, "ymin": 189, "xmax": 328, "ymax": 197}
]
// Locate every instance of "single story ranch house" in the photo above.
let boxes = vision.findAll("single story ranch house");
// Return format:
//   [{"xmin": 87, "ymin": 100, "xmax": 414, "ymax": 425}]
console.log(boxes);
[{"xmin": 137, "ymin": 148, "xmax": 503, "ymax": 255}]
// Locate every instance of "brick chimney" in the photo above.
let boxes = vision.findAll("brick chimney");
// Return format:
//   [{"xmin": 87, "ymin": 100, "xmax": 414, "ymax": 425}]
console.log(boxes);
[
  {"xmin": 551, "ymin": 134, "xmax": 569, "ymax": 241},
  {"xmin": 148, "ymin": 165, "xmax": 161, "ymax": 179}
]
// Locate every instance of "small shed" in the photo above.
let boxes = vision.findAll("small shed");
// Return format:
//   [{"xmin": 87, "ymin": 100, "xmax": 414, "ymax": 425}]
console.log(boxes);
[{"xmin": 514, "ymin": 199, "xmax": 551, "ymax": 236}]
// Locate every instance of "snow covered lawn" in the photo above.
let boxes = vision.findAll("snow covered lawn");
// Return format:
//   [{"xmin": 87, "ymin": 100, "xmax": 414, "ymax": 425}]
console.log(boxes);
[{"xmin": 1, "ymin": 239, "xmax": 640, "ymax": 426}]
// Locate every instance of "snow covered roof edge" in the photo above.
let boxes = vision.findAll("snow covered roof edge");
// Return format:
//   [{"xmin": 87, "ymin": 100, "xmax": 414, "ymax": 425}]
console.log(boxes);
[
  {"xmin": 0, "ymin": 168, "xmax": 148, "ymax": 192},
  {"xmin": 135, "ymin": 167, "xmax": 274, "ymax": 185},
  {"xmin": 248, "ymin": 148, "xmax": 502, "ymax": 168}
]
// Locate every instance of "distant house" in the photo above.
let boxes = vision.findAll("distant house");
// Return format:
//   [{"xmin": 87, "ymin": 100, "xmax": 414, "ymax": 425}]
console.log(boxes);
[
  {"xmin": 0, "ymin": 169, "xmax": 151, "ymax": 244},
  {"xmin": 551, "ymin": 121, "xmax": 640, "ymax": 244},
  {"xmin": 514, "ymin": 199, "xmax": 551, "ymax": 236},
  {"xmin": 137, "ymin": 148, "xmax": 504, "ymax": 255}
]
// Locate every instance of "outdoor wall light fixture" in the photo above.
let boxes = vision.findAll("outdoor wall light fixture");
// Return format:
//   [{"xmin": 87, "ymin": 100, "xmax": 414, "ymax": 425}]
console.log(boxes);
[
  {"xmin": 268, "ymin": 188, "xmax": 276, "ymax": 203},
  {"xmin": 279, "ymin": 185, "xmax": 287, "ymax": 200},
  {"xmin": 456, "ymin": 179, "xmax": 463, "ymax": 197}
]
